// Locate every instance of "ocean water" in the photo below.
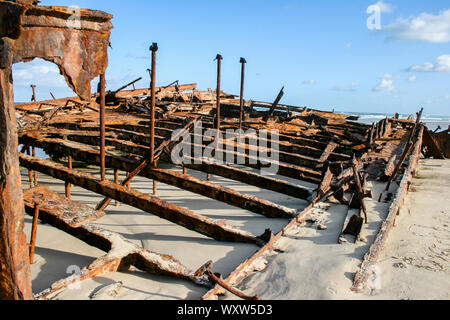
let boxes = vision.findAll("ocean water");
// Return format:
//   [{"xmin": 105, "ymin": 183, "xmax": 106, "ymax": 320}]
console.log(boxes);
[{"xmin": 346, "ymin": 112, "xmax": 450, "ymax": 132}]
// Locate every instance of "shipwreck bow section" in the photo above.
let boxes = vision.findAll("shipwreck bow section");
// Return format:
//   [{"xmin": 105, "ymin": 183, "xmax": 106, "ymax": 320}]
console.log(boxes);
[{"xmin": 0, "ymin": 0, "xmax": 112, "ymax": 300}]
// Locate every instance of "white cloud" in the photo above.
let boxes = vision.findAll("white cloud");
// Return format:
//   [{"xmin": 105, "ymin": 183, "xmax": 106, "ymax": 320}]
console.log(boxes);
[
  {"xmin": 383, "ymin": 9, "xmax": 450, "ymax": 43},
  {"xmin": 374, "ymin": 0, "xmax": 394, "ymax": 13},
  {"xmin": 407, "ymin": 54, "xmax": 450, "ymax": 73},
  {"xmin": 12, "ymin": 59, "xmax": 67, "ymax": 88},
  {"xmin": 373, "ymin": 74, "xmax": 395, "ymax": 92},
  {"xmin": 302, "ymin": 80, "xmax": 316, "ymax": 85},
  {"xmin": 333, "ymin": 82, "xmax": 359, "ymax": 92},
  {"xmin": 408, "ymin": 75, "xmax": 417, "ymax": 82}
]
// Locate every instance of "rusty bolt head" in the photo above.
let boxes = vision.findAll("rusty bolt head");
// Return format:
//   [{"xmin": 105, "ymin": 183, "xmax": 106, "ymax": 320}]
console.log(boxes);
[{"xmin": 150, "ymin": 43, "xmax": 158, "ymax": 52}]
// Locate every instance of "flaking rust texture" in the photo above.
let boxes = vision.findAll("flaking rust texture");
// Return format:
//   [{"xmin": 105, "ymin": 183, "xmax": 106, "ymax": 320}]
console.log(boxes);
[
  {"xmin": 11, "ymin": 4, "xmax": 113, "ymax": 100},
  {"xmin": 0, "ymin": 0, "xmax": 112, "ymax": 299}
]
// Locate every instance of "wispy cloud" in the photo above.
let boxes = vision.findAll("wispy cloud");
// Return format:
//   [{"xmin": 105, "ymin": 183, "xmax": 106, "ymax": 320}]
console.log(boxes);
[
  {"xmin": 383, "ymin": 9, "xmax": 450, "ymax": 43},
  {"xmin": 373, "ymin": 74, "xmax": 395, "ymax": 92},
  {"xmin": 407, "ymin": 54, "xmax": 450, "ymax": 72},
  {"xmin": 12, "ymin": 59, "xmax": 67, "ymax": 88},
  {"xmin": 302, "ymin": 80, "xmax": 316, "ymax": 85},
  {"xmin": 407, "ymin": 75, "xmax": 417, "ymax": 82},
  {"xmin": 333, "ymin": 82, "xmax": 359, "ymax": 92}
]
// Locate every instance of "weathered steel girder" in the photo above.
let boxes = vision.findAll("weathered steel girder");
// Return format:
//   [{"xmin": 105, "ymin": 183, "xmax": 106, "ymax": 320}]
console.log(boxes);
[
  {"xmin": 19, "ymin": 135, "xmax": 299, "ymax": 218},
  {"xmin": 19, "ymin": 153, "xmax": 265, "ymax": 245}
]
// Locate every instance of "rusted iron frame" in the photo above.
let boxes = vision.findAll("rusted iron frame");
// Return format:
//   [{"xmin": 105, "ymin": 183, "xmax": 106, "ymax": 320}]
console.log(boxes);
[
  {"xmin": 21, "ymin": 193, "xmax": 212, "ymax": 298},
  {"xmin": 20, "ymin": 135, "xmax": 297, "ymax": 219},
  {"xmin": 262, "ymin": 87, "xmax": 285, "ymax": 122},
  {"xmin": 26, "ymin": 146, "xmax": 33, "ymax": 188},
  {"xmin": 30, "ymin": 84, "xmax": 37, "ymax": 102},
  {"xmin": 34, "ymin": 127, "xmax": 313, "ymax": 199},
  {"xmin": 150, "ymin": 43, "xmax": 158, "ymax": 195},
  {"xmin": 95, "ymin": 158, "xmax": 149, "ymax": 212},
  {"xmin": 99, "ymin": 73, "xmax": 106, "ymax": 181},
  {"xmin": 353, "ymin": 126, "xmax": 424, "ymax": 293},
  {"xmin": 29, "ymin": 201, "xmax": 41, "ymax": 265},
  {"xmin": 202, "ymin": 187, "xmax": 332, "ymax": 300},
  {"xmin": 385, "ymin": 112, "xmax": 422, "ymax": 191},
  {"xmin": 19, "ymin": 153, "xmax": 264, "ymax": 245},
  {"xmin": 32, "ymin": 147, "xmax": 37, "ymax": 185},
  {"xmin": 43, "ymin": 127, "xmax": 323, "ymax": 184},
  {"xmin": 198, "ymin": 261, "xmax": 260, "ymax": 300},
  {"xmin": 352, "ymin": 162, "xmax": 368, "ymax": 224},
  {"xmin": 95, "ymin": 117, "xmax": 200, "ymax": 212},
  {"xmin": 214, "ymin": 54, "xmax": 223, "ymax": 134},
  {"xmin": 48, "ymin": 118, "xmax": 353, "ymax": 161},
  {"xmin": 239, "ymin": 58, "xmax": 246, "ymax": 132},
  {"xmin": 422, "ymin": 127, "xmax": 445, "ymax": 159}
]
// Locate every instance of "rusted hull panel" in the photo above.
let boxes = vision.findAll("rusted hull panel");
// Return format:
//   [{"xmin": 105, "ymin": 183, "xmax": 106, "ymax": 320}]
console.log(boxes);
[
  {"xmin": 11, "ymin": 6, "xmax": 113, "ymax": 100},
  {"xmin": 19, "ymin": 153, "xmax": 262, "ymax": 244},
  {"xmin": 0, "ymin": 64, "xmax": 33, "ymax": 300},
  {"xmin": 352, "ymin": 126, "xmax": 424, "ymax": 293}
]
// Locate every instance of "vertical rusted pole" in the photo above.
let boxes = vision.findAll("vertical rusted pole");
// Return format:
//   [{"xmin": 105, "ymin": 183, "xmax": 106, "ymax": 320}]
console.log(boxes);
[
  {"xmin": 239, "ymin": 58, "xmax": 246, "ymax": 133},
  {"xmin": 183, "ymin": 166, "xmax": 187, "ymax": 175},
  {"xmin": 99, "ymin": 74, "xmax": 106, "ymax": 181},
  {"xmin": 215, "ymin": 54, "xmax": 223, "ymax": 135},
  {"xmin": 26, "ymin": 147, "xmax": 33, "ymax": 188},
  {"xmin": 65, "ymin": 155, "xmax": 72, "ymax": 199},
  {"xmin": 32, "ymin": 147, "xmax": 37, "ymax": 186},
  {"xmin": 114, "ymin": 169, "xmax": 119, "ymax": 206},
  {"xmin": 0, "ymin": 60, "xmax": 33, "ymax": 299},
  {"xmin": 30, "ymin": 84, "xmax": 36, "ymax": 102},
  {"xmin": 150, "ymin": 43, "xmax": 158, "ymax": 195},
  {"xmin": 29, "ymin": 202, "xmax": 40, "ymax": 265}
]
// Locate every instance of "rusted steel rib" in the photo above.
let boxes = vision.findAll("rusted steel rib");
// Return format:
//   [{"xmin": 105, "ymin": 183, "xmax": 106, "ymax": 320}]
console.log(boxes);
[
  {"xmin": 95, "ymin": 117, "xmax": 200, "ymax": 212},
  {"xmin": 352, "ymin": 161, "xmax": 368, "ymax": 224},
  {"xmin": 20, "ymin": 135, "xmax": 295, "ymax": 218},
  {"xmin": 182, "ymin": 158, "xmax": 313, "ymax": 200},
  {"xmin": 202, "ymin": 174, "xmax": 336, "ymax": 300},
  {"xmin": 422, "ymin": 127, "xmax": 445, "ymax": 159},
  {"xmin": 352, "ymin": 126, "xmax": 424, "ymax": 293},
  {"xmin": 22, "ymin": 187, "xmax": 211, "ymax": 299},
  {"xmin": 19, "ymin": 154, "xmax": 264, "ymax": 244},
  {"xmin": 197, "ymin": 261, "xmax": 260, "ymax": 301}
]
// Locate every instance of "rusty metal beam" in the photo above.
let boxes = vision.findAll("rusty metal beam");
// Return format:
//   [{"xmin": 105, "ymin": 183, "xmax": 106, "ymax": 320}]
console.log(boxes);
[
  {"xmin": 22, "ymin": 187, "xmax": 211, "ymax": 299},
  {"xmin": 353, "ymin": 126, "xmax": 424, "ymax": 293},
  {"xmin": 20, "ymin": 135, "xmax": 297, "ymax": 219},
  {"xmin": 19, "ymin": 153, "xmax": 265, "ymax": 245}
]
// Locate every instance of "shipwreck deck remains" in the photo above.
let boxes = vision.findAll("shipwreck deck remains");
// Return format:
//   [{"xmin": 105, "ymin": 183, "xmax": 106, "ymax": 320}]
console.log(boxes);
[{"xmin": 1, "ymin": 0, "xmax": 449, "ymax": 300}]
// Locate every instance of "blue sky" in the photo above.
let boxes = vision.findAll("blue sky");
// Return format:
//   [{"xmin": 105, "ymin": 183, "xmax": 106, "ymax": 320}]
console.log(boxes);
[{"xmin": 12, "ymin": 0, "xmax": 450, "ymax": 116}]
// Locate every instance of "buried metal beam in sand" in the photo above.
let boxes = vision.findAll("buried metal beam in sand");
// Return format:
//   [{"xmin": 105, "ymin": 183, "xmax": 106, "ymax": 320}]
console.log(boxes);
[
  {"xmin": 22, "ymin": 186, "xmax": 211, "ymax": 299},
  {"xmin": 201, "ymin": 168, "xmax": 338, "ymax": 300},
  {"xmin": 19, "ymin": 153, "xmax": 265, "ymax": 245},
  {"xmin": 352, "ymin": 126, "xmax": 424, "ymax": 293}
]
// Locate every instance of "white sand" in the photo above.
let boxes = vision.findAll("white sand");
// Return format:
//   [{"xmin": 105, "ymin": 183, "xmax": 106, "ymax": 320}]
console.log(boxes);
[
  {"xmin": 21, "ymin": 159, "xmax": 449, "ymax": 300},
  {"xmin": 241, "ymin": 159, "xmax": 449, "ymax": 300}
]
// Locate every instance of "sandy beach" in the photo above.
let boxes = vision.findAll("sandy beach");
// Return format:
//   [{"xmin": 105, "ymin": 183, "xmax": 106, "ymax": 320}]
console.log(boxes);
[{"xmin": 20, "ymin": 157, "xmax": 449, "ymax": 300}]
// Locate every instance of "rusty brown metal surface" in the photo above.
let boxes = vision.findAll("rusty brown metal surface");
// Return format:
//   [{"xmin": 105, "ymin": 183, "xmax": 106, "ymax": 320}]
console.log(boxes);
[
  {"xmin": 22, "ymin": 187, "xmax": 212, "ymax": 299},
  {"xmin": 11, "ymin": 5, "xmax": 113, "ymax": 100},
  {"xmin": 352, "ymin": 126, "xmax": 424, "ymax": 293},
  {"xmin": 19, "ymin": 153, "xmax": 265, "ymax": 244},
  {"xmin": 1, "ymin": 0, "xmax": 113, "ymax": 299},
  {"xmin": 0, "ymin": 42, "xmax": 33, "ymax": 300}
]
